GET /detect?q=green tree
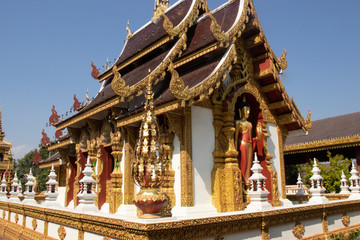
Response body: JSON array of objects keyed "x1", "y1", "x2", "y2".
[
  {"x1": 298, "y1": 152, "x2": 351, "y2": 193},
  {"x1": 15, "y1": 145, "x2": 50, "y2": 193}
]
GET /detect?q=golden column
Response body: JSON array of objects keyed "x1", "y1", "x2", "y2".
[
  {"x1": 213, "y1": 109, "x2": 243, "y2": 212},
  {"x1": 109, "y1": 130, "x2": 123, "y2": 214},
  {"x1": 159, "y1": 131, "x2": 175, "y2": 216},
  {"x1": 181, "y1": 106, "x2": 194, "y2": 206},
  {"x1": 123, "y1": 127, "x2": 136, "y2": 204}
]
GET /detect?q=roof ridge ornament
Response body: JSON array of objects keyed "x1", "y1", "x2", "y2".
[
  {"x1": 111, "y1": 64, "x2": 131, "y2": 98},
  {"x1": 305, "y1": 108, "x2": 312, "y2": 130},
  {"x1": 126, "y1": 20, "x2": 133, "y2": 40},
  {"x1": 278, "y1": 48, "x2": 288, "y2": 70},
  {"x1": 153, "y1": 0, "x2": 169, "y2": 22},
  {"x1": 91, "y1": 61, "x2": 100, "y2": 80}
]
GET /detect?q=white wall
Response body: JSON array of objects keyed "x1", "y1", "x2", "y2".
[
  {"x1": 191, "y1": 106, "x2": 215, "y2": 207},
  {"x1": 173, "y1": 135, "x2": 181, "y2": 208},
  {"x1": 267, "y1": 123, "x2": 282, "y2": 199},
  {"x1": 58, "y1": 186, "x2": 66, "y2": 207}
]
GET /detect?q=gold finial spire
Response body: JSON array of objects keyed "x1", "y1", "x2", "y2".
[
  {"x1": 153, "y1": 0, "x2": 169, "y2": 21},
  {"x1": 126, "y1": 20, "x2": 133, "y2": 40},
  {"x1": 106, "y1": 57, "x2": 109, "y2": 70},
  {"x1": 0, "y1": 107, "x2": 3, "y2": 141},
  {"x1": 86, "y1": 88, "x2": 89, "y2": 102},
  {"x1": 305, "y1": 108, "x2": 312, "y2": 130}
]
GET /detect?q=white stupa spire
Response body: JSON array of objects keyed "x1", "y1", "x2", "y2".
[
  {"x1": 349, "y1": 162, "x2": 360, "y2": 199},
  {"x1": 23, "y1": 169, "x2": 37, "y2": 204},
  {"x1": 246, "y1": 155, "x2": 272, "y2": 211},
  {"x1": 76, "y1": 156, "x2": 97, "y2": 212},
  {"x1": 296, "y1": 173, "x2": 305, "y2": 195},
  {"x1": 45, "y1": 164, "x2": 60, "y2": 207},
  {"x1": 9, "y1": 172, "x2": 21, "y2": 202},
  {"x1": 339, "y1": 170, "x2": 350, "y2": 195},
  {"x1": 0, "y1": 174, "x2": 8, "y2": 200},
  {"x1": 308, "y1": 159, "x2": 328, "y2": 203}
]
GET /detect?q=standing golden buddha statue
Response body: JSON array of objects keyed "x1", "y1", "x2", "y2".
[{"x1": 235, "y1": 97, "x2": 253, "y2": 186}]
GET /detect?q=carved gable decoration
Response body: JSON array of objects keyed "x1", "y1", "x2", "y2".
[{"x1": 101, "y1": 121, "x2": 112, "y2": 145}]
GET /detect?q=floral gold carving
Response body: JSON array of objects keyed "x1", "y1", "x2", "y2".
[
  {"x1": 123, "y1": 126, "x2": 136, "y2": 205},
  {"x1": 342, "y1": 213, "x2": 350, "y2": 227},
  {"x1": 111, "y1": 64, "x2": 131, "y2": 97},
  {"x1": 32, "y1": 218, "x2": 37, "y2": 231},
  {"x1": 58, "y1": 225, "x2": 66, "y2": 240},
  {"x1": 169, "y1": 45, "x2": 236, "y2": 102},
  {"x1": 292, "y1": 221, "x2": 305, "y2": 239},
  {"x1": 109, "y1": 130, "x2": 124, "y2": 213},
  {"x1": 159, "y1": 127, "x2": 175, "y2": 216},
  {"x1": 278, "y1": 48, "x2": 288, "y2": 70},
  {"x1": 162, "y1": 0, "x2": 201, "y2": 37}
]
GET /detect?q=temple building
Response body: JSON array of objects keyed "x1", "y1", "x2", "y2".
[
  {"x1": 44, "y1": 0, "x2": 310, "y2": 214},
  {"x1": 285, "y1": 112, "x2": 360, "y2": 166},
  {"x1": 0, "y1": 108, "x2": 13, "y2": 184},
  {"x1": 1, "y1": 1, "x2": 360, "y2": 240}
]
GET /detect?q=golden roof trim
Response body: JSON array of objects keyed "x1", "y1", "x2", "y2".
[
  {"x1": 56, "y1": 97, "x2": 121, "y2": 130},
  {"x1": 111, "y1": 33, "x2": 188, "y2": 99},
  {"x1": 39, "y1": 161, "x2": 61, "y2": 169},
  {"x1": 284, "y1": 135, "x2": 360, "y2": 154},
  {"x1": 48, "y1": 138, "x2": 72, "y2": 151},
  {"x1": 117, "y1": 100, "x2": 181, "y2": 127}
]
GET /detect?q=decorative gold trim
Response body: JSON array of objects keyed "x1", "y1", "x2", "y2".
[
  {"x1": 32, "y1": 218, "x2": 37, "y2": 231},
  {"x1": 117, "y1": 100, "x2": 181, "y2": 128},
  {"x1": 169, "y1": 44, "x2": 236, "y2": 101},
  {"x1": 342, "y1": 213, "x2": 350, "y2": 227},
  {"x1": 47, "y1": 138, "x2": 72, "y2": 151},
  {"x1": 2, "y1": 200, "x2": 360, "y2": 240},
  {"x1": 58, "y1": 225, "x2": 66, "y2": 240},
  {"x1": 284, "y1": 135, "x2": 360, "y2": 154},
  {"x1": 162, "y1": 0, "x2": 201, "y2": 37},
  {"x1": 39, "y1": 162, "x2": 61, "y2": 169},
  {"x1": 123, "y1": 126, "x2": 136, "y2": 205},
  {"x1": 292, "y1": 221, "x2": 304, "y2": 239},
  {"x1": 15, "y1": 213, "x2": 19, "y2": 224},
  {"x1": 277, "y1": 126, "x2": 287, "y2": 199},
  {"x1": 57, "y1": 97, "x2": 121, "y2": 130},
  {"x1": 203, "y1": 0, "x2": 249, "y2": 46}
]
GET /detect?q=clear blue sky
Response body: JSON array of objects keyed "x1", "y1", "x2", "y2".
[{"x1": 1, "y1": 0, "x2": 360, "y2": 159}]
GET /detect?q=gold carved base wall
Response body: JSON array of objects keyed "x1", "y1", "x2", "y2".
[{"x1": 213, "y1": 164, "x2": 244, "y2": 212}]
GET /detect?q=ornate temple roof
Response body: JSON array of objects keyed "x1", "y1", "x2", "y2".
[
  {"x1": 53, "y1": 0, "x2": 308, "y2": 139},
  {"x1": 285, "y1": 112, "x2": 360, "y2": 154},
  {"x1": 39, "y1": 151, "x2": 61, "y2": 169}
]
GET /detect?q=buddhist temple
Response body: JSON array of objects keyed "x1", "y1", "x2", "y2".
[
  {"x1": 1, "y1": 1, "x2": 360, "y2": 239},
  {"x1": 0, "y1": 107, "x2": 13, "y2": 185},
  {"x1": 285, "y1": 112, "x2": 360, "y2": 166}
]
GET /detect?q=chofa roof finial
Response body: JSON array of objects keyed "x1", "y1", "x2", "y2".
[{"x1": 153, "y1": 0, "x2": 169, "y2": 22}]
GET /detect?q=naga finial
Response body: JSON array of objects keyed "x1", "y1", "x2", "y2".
[
  {"x1": 126, "y1": 20, "x2": 133, "y2": 40},
  {"x1": 153, "y1": 0, "x2": 169, "y2": 22},
  {"x1": 86, "y1": 88, "x2": 89, "y2": 102},
  {"x1": 305, "y1": 108, "x2": 312, "y2": 130},
  {"x1": 106, "y1": 57, "x2": 109, "y2": 70}
]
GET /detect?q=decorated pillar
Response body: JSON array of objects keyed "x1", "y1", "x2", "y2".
[
  {"x1": 166, "y1": 107, "x2": 194, "y2": 207},
  {"x1": 123, "y1": 126, "x2": 136, "y2": 205},
  {"x1": 109, "y1": 130, "x2": 123, "y2": 213},
  {"x1": 213, "y1": 108, "x2": 244, "y2": 212},
  {"x1": 181, "y1": 106, "x2": 194, "y2": 206},
  {"x1": 159, "y1": 130, "x2": 175, "y2": 216}
]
